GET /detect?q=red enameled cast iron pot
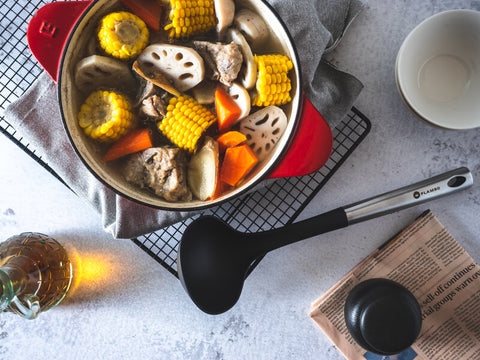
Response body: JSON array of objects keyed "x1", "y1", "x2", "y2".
[{"x1": 27, "y1": 0, "x2": 333, "y2": 211}]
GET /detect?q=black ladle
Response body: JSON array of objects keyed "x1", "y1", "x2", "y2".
[{"x1": 177, "y1": 167, "x2": 473, "y2": 314}]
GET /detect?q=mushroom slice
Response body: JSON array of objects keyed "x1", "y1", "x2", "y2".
[
  {"x1": 75, "y1": 55, "x2": 136, "y2": 93},
  {"x1": 136, "y1": 44, "x2": 205, "y2": 92},
  {"x1": 226, "y1": 28, "x2": 257, "y2": 90},
  {"x1": 239, "y1": 106, "x2": 287, "y2": 161},
  {"x1": 227, "y1": 82, "x2": 250, "y2": 120},
  {"x1": 192, "y1": 81, "x2": 217, "y2": 105},
  {"x1": 132, "y1": 60, "x2": 181, "y2": 97},
  {"x1": 233, "y1": 9, "x2": 269, "y2": 47},
  {"x1": 187, "y1": 137, "x2": 219, "y2": 201},
  {"x1": 214, "y1": 0, "x2": 235, "y2": 35}
]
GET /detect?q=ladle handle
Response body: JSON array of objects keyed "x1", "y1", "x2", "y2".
[
  {"x1": 251, "y1": 167, "x2": 473, "y2": 256},
  {"x1": 343, "y1": 167, "x2": 473, "y2": 224}
]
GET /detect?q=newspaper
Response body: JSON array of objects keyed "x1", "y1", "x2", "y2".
[{"x1": 309, "y1": 210, "x2": 480, "y2": 360}]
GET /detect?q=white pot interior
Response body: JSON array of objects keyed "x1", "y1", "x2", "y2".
[{"x1": 59, "y1": 0, "x2": 301, "y2": 210}]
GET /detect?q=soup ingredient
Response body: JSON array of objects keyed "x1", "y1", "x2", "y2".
[
  {"x1": 119, "y1": 0, "x2": 163, "y2": 31},
  {"x1": 191, "y1": 80, "x2": 217, "y2": 105},
  {"x1": 124, "y1": 147, "x2": 192, "y2": 201},
  {"x1": 158, "y1": 96, "x2": 216, "y2": 153},
  {"x1": 136, "y1": 44, "x2": 205, "y2": 92},
  {"x1": 165, "y1": 0, "x2": 216, "y2": 38},
  {"x1": 193, "y1": 41, "x2": 243, "y2": 86},
  {"x1": 239, "y1": 105, "x2": 287, "y2": 161},
  {"x1": 74, "y1": 55, "x2": 136, "y2": 93},
  {"x1": 226, "y1": 28, "x2": 257, "y2": 89},
  {"x1": 215, "y1": 86, "x2": 241, "y2": 132},
  {"x1": 233, "y1": 9, "x2": 269, "y2": 46},
  {"x1": 252, "y1": 54, "x2": 293, "y2": 107},
  {"x1": 219, "y1": 144, "x2": 258, "y2": 186},
  {"x1": 133, "y1": 60, "x2": 181, "y2": 97},
  {"x1": 102, "y1": 128, "x2": 153, "y2": 162},
  {"x1": 216, "y1": 131, "x2": 246, "y2": 153},
  {"x1": 214, "y1": 0, "x2": 235, "y2": 35},
  {"x1": 78, "y1": 90, "x2": 135, "y2": 142},
  {"x1": 135, "y1": 79, "x2": 160, "y2": 106},
  {"x1": 135, "y1": 80, "x2": 171, "y2": 119},
  {"x1": 98, "y1": 11, "x2": 149, "y2": 60},
  {"x1": 227, "y1": 82, "x2": 250, "y2": 119},
  {"x1": 187, "y1": 137, "x2": 219, "y2": 200},
  {"x1": 139, "y1": 94, "x2": 168, "y2": 119}
]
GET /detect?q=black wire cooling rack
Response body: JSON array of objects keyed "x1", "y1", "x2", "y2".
[{"x1": 0, "y1": 0, "x2": 371, "y2": 278}]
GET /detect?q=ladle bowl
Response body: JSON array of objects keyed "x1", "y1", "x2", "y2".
[{"x1": 177, "y1": 167, "x2": 473, "y2": 314}]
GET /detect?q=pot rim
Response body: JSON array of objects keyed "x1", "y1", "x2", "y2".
[{"x1": 58, "y1": 0, "x2": 303, "y2": 211}]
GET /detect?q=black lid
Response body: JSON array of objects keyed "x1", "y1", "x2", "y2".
[{"x1": 344, "y1": 278, "x2": 422, "y2": 355}]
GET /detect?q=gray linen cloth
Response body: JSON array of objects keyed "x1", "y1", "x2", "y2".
[{"x1": 4, "y1": 0, "x2": 364, "y2": 239}]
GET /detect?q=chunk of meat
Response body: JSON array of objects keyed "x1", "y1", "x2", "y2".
[
  {"x1": 193, "y1": 41, "x2": 243, "y2": 86},
  {"x1": 124, "y1": 147, "x2": 192, "y2": 202},
  {"x1": 135, "y1": 79, "x2": 157, "y2": 107},
  {"x1": 135, "y1": 80, "x2": 169, "y2": 120},
  {"x1": 140, "y1": 95, "x2": 168, "y2": 119}
]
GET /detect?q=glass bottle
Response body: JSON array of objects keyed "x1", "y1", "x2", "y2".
[{"x1": 0, "y1": 232, "x2": 73, "y2": 319}]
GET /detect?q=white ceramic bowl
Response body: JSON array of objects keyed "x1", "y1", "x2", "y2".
[{"x1": 396, "y1": 10, "x2": 480, "y2": 130}]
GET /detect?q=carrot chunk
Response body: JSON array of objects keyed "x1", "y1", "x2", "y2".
[
  {"x1": 215, "y1": 86, "x2": 242, "y2": 133},
  {"x1": 220, "y1": 144, "x2": 258, "y2": 186},
  {"x1": 102, "y1": 128, "x2": 153, "y2": 162},
  {"x1": 119, "y1": 0, "x2": 163, "y2": 31},
  {"x1": 216, "y1": 131, "x2": 247, "y2": 153}
]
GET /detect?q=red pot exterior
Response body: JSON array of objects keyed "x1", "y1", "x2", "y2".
[
  {"x1": 27, "y1": 1, "x2": 92, "y2": 81},
  {"x1": 267, "y1": 96, "x2": 332, "y2": 178}
]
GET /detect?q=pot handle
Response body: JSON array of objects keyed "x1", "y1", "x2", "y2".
[
  {"x1": 267, "y1": 96, "x2": 333, "y2": 178},
  {"x1": 27, "y1": 1, "x2": 92, "y2": 82}
]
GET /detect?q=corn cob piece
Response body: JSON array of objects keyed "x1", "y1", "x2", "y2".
[
  {"x1": 252, "y1": 54, "x2": 293, "y2": 107},
  {"x1": 159, "y1": 96, "x2": 216, "y2": 152},
  {"x1": 78, "y1": 90, "x2": 135, "y2": 142},
  {"x1": 98, "y1": 11, "x2": 149, "y2": 60},
  {"x1": 164, "y1": 0, "x2": 217, "y2": 38}
]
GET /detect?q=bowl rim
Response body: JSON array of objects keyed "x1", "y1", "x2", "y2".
[
  {"x1": 57, "y1": 0, "x2": 304, "y2": 211},
  {"x1": 395, "y1": 9, "x2": 480, "y2": 130}
]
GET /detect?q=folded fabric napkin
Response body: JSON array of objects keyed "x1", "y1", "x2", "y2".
[{"x1": 4, "y1": 0, "x2": 364, "y2": 239}]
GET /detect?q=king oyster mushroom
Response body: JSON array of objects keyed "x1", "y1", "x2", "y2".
[
  {"x1": 226, "y1": 28, "x2": 257, "y2": 90},
  {"x1": 239, "y1": 106, "x2": 288, "y2": 161},
  {"x1": 214, "y1": 0, "x2": 235, "y2": 36},
  {"x1": 191, "y1": 80, "x2": 217, "y2": 105},
  {"x1": 233, "y1": 9, "x2": 269, "y2": 48},
  {"x1": 187, "y1": 137, "x2": 219, "y2": 201},
  {"x1": 135, "y1": 44, "x2": 205, "y2": 93}
]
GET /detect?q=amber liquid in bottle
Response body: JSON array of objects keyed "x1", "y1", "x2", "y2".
[{"x1": 0, "y1": 232, "x2": 72, "y2": 318}]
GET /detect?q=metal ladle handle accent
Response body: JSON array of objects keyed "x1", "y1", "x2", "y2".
[{"x1": 344, "y1": 167, "x2": 473, "y2": 224}]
